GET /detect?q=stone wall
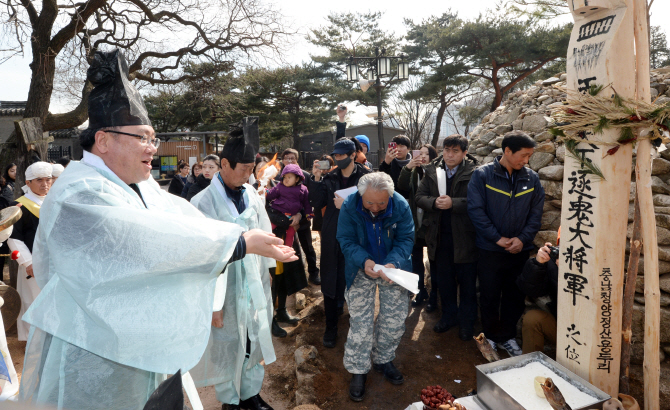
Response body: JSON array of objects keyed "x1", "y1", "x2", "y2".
[{"x1": 467, "y1": 68, "x2": 670, "y2": 365}]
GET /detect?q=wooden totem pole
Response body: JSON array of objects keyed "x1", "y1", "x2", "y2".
[{"x1": 557, "y1": 0, "x2": 635, "y2": 397}]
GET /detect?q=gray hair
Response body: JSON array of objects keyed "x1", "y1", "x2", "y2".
[{"x1": 358, "y1": 172, "x2": 395, "y2": 196}]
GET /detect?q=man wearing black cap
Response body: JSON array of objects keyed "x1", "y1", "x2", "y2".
[
  {"x1": 188, "y1": 127, "x2": 276, "y2": 410},
  {"x1": 18, "y1": 49, "x2": 296, "y2": 409},
  {"x1": 310, "y1": 138, "x2": 370, "y2": 348}
]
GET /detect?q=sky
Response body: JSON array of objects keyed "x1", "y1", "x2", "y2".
[{"x1": 1, "y1": 0, "x2": 669, "y2": 115}]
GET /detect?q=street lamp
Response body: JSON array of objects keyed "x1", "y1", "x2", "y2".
[{"x1": 344, "y1": 47, "x2": 410, "y2": 167}]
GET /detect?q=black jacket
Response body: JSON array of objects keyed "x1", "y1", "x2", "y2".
[
  {"x1": 9, "y1": 199, "x2": 39, "y2": 252},
  {"x1": 308, "y1": 163, "x2": 370, "y2": 298},
  {"x1": 467, "y1": 156, "x2": 544, "y2": 252},
  {"x1": 168, "y1": 175, "x2": 186, "y2": 196},
  {"x1": 415, "y1": 155, "x2": 478, "y2": 264},
  {"x1": 186, "y1": 174, "x2": 211, "y2": 202},
  {"x1": 517, "y1": 258, "x2": 558, "y2": 318},
  {"x1": 397, "y1": 165, "x2": 427, "y2": 241},
  {"x1": 379, "y1": 155, "x2": 411, "y2": 199}
]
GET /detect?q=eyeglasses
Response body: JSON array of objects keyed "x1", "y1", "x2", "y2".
[
  {"x1": 105, "y1": 130, "x2": 160, "y2": 148},
  {"x1": 283, "y1": 156, "x2": 297, "y2": 163}
]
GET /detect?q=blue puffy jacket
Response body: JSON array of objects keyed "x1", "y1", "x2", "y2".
[
  {"x1": 467, "y1": 156, "x2": 544, "y2": 252},
  {"x1": 337, "y1": 191, "x2": 414, "y2": 289}
]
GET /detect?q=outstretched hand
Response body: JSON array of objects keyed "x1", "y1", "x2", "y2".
[{"x1": 243, "y1": 229, "x2": 298, "y2": 262}]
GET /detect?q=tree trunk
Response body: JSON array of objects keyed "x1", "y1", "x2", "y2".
[{"x1": 431, "y1": 92, "x2": 447, "y2": 147}]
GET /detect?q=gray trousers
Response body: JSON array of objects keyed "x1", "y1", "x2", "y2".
[{"x1": 343, "y1": 270, "x2": 409, "y2": 374}]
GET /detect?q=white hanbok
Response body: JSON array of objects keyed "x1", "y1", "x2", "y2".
[{"x1": 19, "y1": 152, "x2": 245, "y2": 409}]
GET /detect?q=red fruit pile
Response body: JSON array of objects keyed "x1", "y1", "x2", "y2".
[{"x1": 420, "y1": 385, "x2": 454, "y2": 409}]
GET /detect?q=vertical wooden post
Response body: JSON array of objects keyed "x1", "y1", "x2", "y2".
[
  {"x1": 631, "y1": 1, "x2": 660, "y2": 407},
  {"x1": 557, "y1": 0, "x2": 636, "y2": 397}
]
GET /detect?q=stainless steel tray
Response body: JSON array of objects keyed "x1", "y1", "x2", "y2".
[{"x1": 475, "y1": 351, "x2": 611, "y2": 410}]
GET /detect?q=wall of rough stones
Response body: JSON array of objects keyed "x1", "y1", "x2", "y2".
[{"x1": 467, "y1": 68, "x2": 670, "y2": 366}]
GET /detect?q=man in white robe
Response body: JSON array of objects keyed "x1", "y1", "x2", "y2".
[
  {"x1": 18, "y1": 49, "x2": 296, "y2": 410},
  {"x1": 7, "y1": 161, "x2": 52, "y2": 341},
  {"x1": 190, "y1": 129, "x2": 275, "y2": 410}
]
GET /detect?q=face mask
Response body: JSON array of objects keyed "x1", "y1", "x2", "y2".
[{"x1": 335, "y1": 156, "x2": 352, "y2": 169}]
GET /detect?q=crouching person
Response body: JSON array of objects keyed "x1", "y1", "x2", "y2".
[{"x1": 336, "y1": 172, "x2": 414, "y2": 402}]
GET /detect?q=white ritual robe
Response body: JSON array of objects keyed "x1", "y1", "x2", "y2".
[{"x1": 19, "y1": 152, "x2": 244, "y2": 409}]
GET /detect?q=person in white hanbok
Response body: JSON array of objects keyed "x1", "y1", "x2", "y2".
[
  {"x1": 7, "y1": 161, "x2": 52, "y2": 341},
  {"x1": 17, "y1": 49, "x2": 296, "y2": 410},
  {"x1": 189, "y1": 130, "x2": 275, "y2": 410}
]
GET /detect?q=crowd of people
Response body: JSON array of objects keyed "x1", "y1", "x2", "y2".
[{"x1": 0, "y1": 48, "x2": 562, "y2": 410}]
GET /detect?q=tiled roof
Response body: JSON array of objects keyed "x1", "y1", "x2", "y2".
[
  {"x1": 49, "y1": 128, "x2": 81, "y2": 138},
  {"x1": 0, "y1": 101, "x2": 26, "y2": 117}
]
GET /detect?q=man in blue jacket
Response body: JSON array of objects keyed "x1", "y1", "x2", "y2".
[
  {"x1": 337, "y1": 172, "x2": 414, "y2": 402},
  {"x1": 467, "y1": 131, "x2": 544, "y2": 357}
]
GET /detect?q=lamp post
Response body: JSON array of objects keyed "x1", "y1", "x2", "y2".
[{"x1": 345, "y1": 48, "x2": 409, "y2": 166}]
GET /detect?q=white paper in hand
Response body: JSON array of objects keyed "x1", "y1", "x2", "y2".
[
  {"x1": 373, "y1": 264, "x2": 420, "y2": 294},
  {"x1": 436, "y1": 167, "x2": 447, "y2": 196},
  {"x1": 334, "y1": 186, "x2": 357, "y2": 199}
]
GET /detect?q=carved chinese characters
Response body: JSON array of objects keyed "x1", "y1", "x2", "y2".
[{"x1": 557, "y1": 0, "x2": 635, "y2": 397}]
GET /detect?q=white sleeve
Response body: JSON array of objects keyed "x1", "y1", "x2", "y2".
[{"x1": 7, "y1": 238, "x2": 31, "y2": 266}]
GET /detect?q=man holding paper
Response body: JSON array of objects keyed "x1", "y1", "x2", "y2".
[
  {"x1": 336, "y1": 172, "x2": 414, "y2": 402},
  {"x1": 310, "y1": 138, "x2": 370, "y2": 348}
]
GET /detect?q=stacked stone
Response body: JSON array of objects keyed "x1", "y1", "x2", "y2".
[{"x1": 466, "y1": 68, "x2": 670, "y2": 364}]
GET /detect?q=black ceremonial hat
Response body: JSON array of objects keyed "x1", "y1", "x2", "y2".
[
  {"x1": 86, "y1": 49, "x2": 151, "y2": 130},
  {"x1": 220, "y1": 122, "x2": 256, "y2": 163}
]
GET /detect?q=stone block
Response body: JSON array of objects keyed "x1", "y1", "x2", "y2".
[
  {"x1": 480, "y1": 131, "x2": 497, "y2": 144},
  {"x1": 295, "y1": 345, "x2": 318, "y2": 367},
  {"x1": 541, "y1": 210, "x2": 561, "y2": 231},
  {"x1": 535, "y1": 131, "x2": 555, "y2": 142},
  {"x1": 538, "y1": 165, "x2": 564, "y2": 181},
  {"x1": 522, "y1": 114, "x2": 549, "y2": 133},
  {"x1": 476, "y1": 146, "x2": 494, "y2": 156},
  {"x1": 537, "y1": 94, "x2": 551, "y2": 102},
  {"x1": 631, "y1": 303, "x2": 670, "y2": 343},
  {"x1": 512, "y1": 119, "x2": 524, "y2": 130},
  {"x1": 628, "y1": 224, "x2": 670, "y2": 245},
  {"x1": 529, "y1": 152, "x2": 555, "y2": 171},
  {"x1": 490, "y1": 136, "x2": 504, "y2": 148},
  {"x1": 654, "y1": 194, "x2": 670, "y2": 207},
  {"x1": 542, "y1": 77, "x2": 561, "y2": 86},
  {"x1": 652, "y1": 176, "x2": 670, "y2": 194},
  {"x1": 493, "y1": 124, "x2": 513, "y2": 135},
  {"x1": 556, "y1": 145, "x2": 565, "y2": 163},
  {"x1": 535, "y1": 141, "x2": 556, "y2": 154},
  {"x1": 533, "y1": 230, "x2": 558, "y2": 248},
  {"x1": 296, "y1": 293, "x2": 307, "y2": 311},
  {"x1": 658, "y1": 214, "x2": 670, "y2": 230},
  {"x1": 540, "y1": 180, "x2": 562, "y2": 200},
  {"x1": 653, "y1": 158, "x2": 670, "y2": 176}
]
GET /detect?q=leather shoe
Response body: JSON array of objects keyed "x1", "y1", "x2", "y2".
[
  {"x1": 349, "y1": 373, "x2": 367, "y2": 401},
  {"x1": 271, "y1": 318, "x2": 287, "y2": 338},
  {"x1": 222, "y1": 404, "x2": 240, "y2": 410},
  {"x1": 275, "y1": 308, "x2": 299, "y2": 324},
  {"x1": 323, "y1": 326, "x2": 337, "y2": 348},
  {"x1": 411, "y1": 289, "x2": 428, "y2": 307},
  {"x1": 459, "y1": 328, "x2": 473, "y2": 341},
  {"x1": 372, "y1": 361, "x2": 404, "y2": 385},
  {"x1": 308, "y1": 273, "x2": 321, "y2": 285},
  {"x1": 433, "y1": 320, "x2": 455, "y2": 333},
  {"x1": 240, "y1": 394, "x2": 273, "y2": 410}
]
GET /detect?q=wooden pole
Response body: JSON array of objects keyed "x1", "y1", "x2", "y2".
[
  {"x1": 619, "y1": 195, "x2": 641, "y2": 395},
  {"x1": 631, "y1": 0, "x2": 660, "y2": 408},
  {"x1": 558, "y1": 0, "x2": 635, "y2": 396}
]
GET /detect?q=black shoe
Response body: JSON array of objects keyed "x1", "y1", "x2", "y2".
[
  {"x1": 433, "y1": 320, "x2": 455, "y2": 333},
  {"x1": 372, "y1": 361, "x2": 404, "y2": 385},
  {"x1": 411, "y1": 289, "x2": 428, "y2": 307},
  {"x1": 275, "y1": 308, "x2": 299, "y2": 324},
  {"x1": 459, "y1": 328, "x2": 473, "y2": 341},
  {"x1": 239, "y1": 394, "x2": 273, "y2": 410},
  {"x1": 349, "y1": 374, "x2": 367, "y2": 402},
  {"x1": 425, "y1": 303, "x2": 437, "y2": 313},
  {"x1": 308, "y1": 273, "x2": 321, "y2": 285},
  {"x1": 323, "y1": 326, "x2": 337, "y2": 348},
  {"x1": 222, "y1": 404, "x2": 241, "y2": 410},
  {"x1": 271, "y1": 318, "x2": 287, "y2": 338}
]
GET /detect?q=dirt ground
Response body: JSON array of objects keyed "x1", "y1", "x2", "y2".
[{"x1": 3, "y1": 232, "x2": 664, "y2": 410}]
